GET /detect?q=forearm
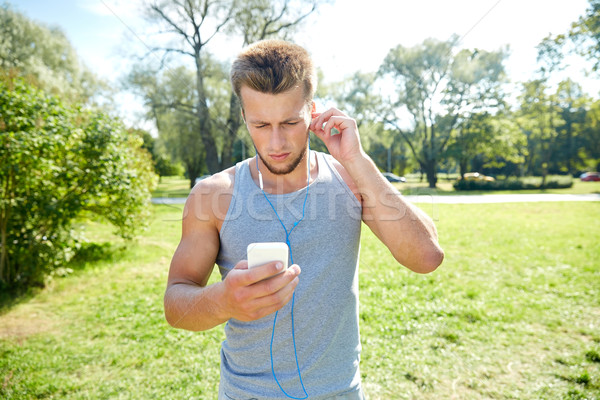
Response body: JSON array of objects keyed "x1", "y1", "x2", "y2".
[
  {"x1": 164, "y1": 281, "x2": 228, "y2": 332},
  {"x1": 344, "y1": 151, "x2": 443, "y2": 272}
]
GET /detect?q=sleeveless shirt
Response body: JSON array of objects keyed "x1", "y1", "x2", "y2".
[{"x1": 216, "y1": 151, "x2": 363, "y2": 399}]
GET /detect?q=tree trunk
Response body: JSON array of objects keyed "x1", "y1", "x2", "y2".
[
  {"x1": 222, "y1": 93, "x2": 243, "y2": 167},
  {"x1": 187, "y1": 162, "x2": 203, "y2": 189},
  {"x1": 459, "y1": 158, "x2": 468, "y2": 179},
  {"x1": 425, "y1": 159, "x2": 437, "y2": 188},
  {"x1": 195, "y1": 53, "x2": 221, "y2": 174},
  {"x1": 566, "y1": 118, "x2": 573, "y2": 175}
]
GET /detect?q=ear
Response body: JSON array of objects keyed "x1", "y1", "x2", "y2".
[
  {"x1": 311, "y1": 101, "x2": 316, "y2": 113},
  {"x1": 241, "y1": 109, "x2": 246, "y2": 123}
]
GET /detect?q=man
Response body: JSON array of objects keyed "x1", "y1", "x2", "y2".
[{"x1": 164, "y1": 40, "x2": 444, "y2": 399}]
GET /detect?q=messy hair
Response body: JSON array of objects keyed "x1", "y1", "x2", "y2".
[{"x1": 230, "y1": 39, "x2": 317, "y2": 106}]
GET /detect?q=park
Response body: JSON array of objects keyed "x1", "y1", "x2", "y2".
[{"x1": 1, "y1": 1, "x2": 600, "y2": 399}]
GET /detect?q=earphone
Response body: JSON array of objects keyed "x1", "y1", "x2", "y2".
[{"x1": 255, "y1": 135, "x2": 311, "y2": 400}]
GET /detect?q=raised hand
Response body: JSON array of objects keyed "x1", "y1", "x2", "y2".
[{"x1": 310, "y1": 108, "x2": 364, "y2": 166}]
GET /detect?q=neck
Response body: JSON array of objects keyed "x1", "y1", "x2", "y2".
[{"x1": 254, "y1": 150, "x2": 316, "y2": 194}]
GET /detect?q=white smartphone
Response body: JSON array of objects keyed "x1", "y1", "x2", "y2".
[{"x1": 247, "y1": 242, "x2": 289, "y2": 270}]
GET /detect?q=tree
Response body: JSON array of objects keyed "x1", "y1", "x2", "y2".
[
  {"x1": 581, "y1": 99, "x2": 600, "y2": 171},
  {"x1": 554, "y1": 79, "x2": 589, "y2": 174},
  {"x1": 568, "y1": 0, "x2": 600, "y2": 72},
  {"x1": 0, "y1": 4, "x2": 102, "y2": 103},
  {"x1": 126, "y1": 59, "x2": 228, "y2": 188},
  {"x1": 323, "y1": 71, "x2": 411, "y2": 175},
  {"x1": 130, "y1": 127, "x2": 184, "y2": 180},
  {"x1": 379, "y1": 37, "x2": 507, "y2": 188},
  {"x1": 140, "y1": 0, "x2": 325, "y2": 181},
  {"x1": 537, "y1": 0, "x2": 600, "y2": 76},
  {"x1": 516, "y1": 79, "x2": 564, "y2": 184},
  {"x1": 0, "y1": 77, "x2": 157, "y2": 289},
  {"x1": 143, "y1": 0, "x2": 237, "y2": 175},
  {"x1": 446, "y1": 110, "x2": 525, "y2": 178}
]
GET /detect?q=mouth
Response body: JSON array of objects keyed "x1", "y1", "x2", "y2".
[{"x1": 269, "y1": 152, "x2": 290, "y2": 161}]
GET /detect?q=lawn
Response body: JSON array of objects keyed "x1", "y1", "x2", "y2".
[
  {"x1": 152, "y1": 175, "x2": 600, "y2": 198},
  {"x1": 1, "y1": 201, "x2": 599, "y2": 399}
]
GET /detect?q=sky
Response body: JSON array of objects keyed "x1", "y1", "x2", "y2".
[{"x1": 8, "y1": 0, "x2": 598, "y2": 128}]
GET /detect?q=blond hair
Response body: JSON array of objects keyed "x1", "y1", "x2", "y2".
[{"x1": 230, "y1": 39, "x2": 316, "y2": 106}]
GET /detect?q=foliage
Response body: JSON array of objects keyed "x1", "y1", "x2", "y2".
[
  {"x1": 568, "y1": 0, "x2": 600, "y2": 72},
  {"x1": 379, "y1": 37, "x2": 508, "y2": 188},
  {"x1": 582, "y1": 99, "x2": 600, "y2": 171},
  {"x1": 446, "y1": 110, "x2": 526, "y2": 178},
  {"x1": 0, "y1": 77, "x2": 157, "y2": 289},
  {"x1": 453, "y1": 176, "x2": 574, "y2": 191},
  {"x1": 321, "y1": 71, "x2": 411, "y2": 174},
  {"x1": 554, "y1": 79, "x2": 591, "y2": 174},
  {"x1": 130, "y1": 127, "x2": 185, "y2": 179},
  {"x1": 515, "y1": 78, "x2": 596, "y2": 180},
  {"x1": 126, "y1": 63, "x2": 222, "y2": 187},
  {"x1": 0, "y1": 4, "x2": 102, "y2": 103}
]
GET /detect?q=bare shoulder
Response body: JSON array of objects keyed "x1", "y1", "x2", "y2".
[
  {"x1": 324, "y1": 154, "x2": 361, "y2": 203},
  {"x1": 191, "y1": 167, "x2": 235, "y2": 194},
  {"x1": 185, "y1": 166, "x2": 236, "y2": 228}
]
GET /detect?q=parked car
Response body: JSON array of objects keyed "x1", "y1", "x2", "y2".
[
  {"x1": 382, "y1": 172, "x2": 406, "y2": 183},
  {"x1": 463, "y1": 172, "x2": 495, "y2": 182},
  {"x1": 580, "y1": 172, "x2": 600, "y2": 182}
]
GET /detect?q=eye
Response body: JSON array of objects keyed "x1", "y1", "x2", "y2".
[
  {"x1": 255, "y1": 124, "x2": 267, "y2": 129},
  {"x1": 286, "y1": 121, "x2": 299, "y2": 126}
]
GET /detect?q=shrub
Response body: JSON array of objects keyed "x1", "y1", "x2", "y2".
[
  {"x1": 0, "y1": 77, "x2": 157, "y2": 289},
  {"x1": 453, "y1": 176, "x2": 574, "y2": 191}
]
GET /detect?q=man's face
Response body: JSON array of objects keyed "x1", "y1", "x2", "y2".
[{"x1": 241, "y1": 85, "x2": 312, "y2": 176}]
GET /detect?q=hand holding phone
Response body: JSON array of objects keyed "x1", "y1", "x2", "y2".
[{"x1": 219, "y1": 242, "x2": 298, "y2": 322}]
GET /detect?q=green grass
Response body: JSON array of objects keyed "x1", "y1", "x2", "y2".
[
  {"x1": 153, "y1": 175, "x2": 600, "y2": 198},
  {"x1": 1, "y1": 202, "x2": 599, "y2": 399},
  {"x1": 151, "y1": 176, "x2": 193, "y2": 198}
]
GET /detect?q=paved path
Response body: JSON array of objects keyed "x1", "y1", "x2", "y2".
[
  {"x1": 152, "y1": 193, "x2": 600, "y2": 205},
  {"x1": 404, "y1": 193, "x2": 600, "y2": 204}
]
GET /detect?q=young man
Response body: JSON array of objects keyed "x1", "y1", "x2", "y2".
[{"x1": 164, "y1": 40, "x2": 444, "y2": 399}]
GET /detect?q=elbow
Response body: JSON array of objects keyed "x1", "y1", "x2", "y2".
[
  {"x1": 163, "y1": 297, "x2": 177, "y2": 328},
  {"x1": 163, "y1": 289, "x2": 183, "y2": 329},
  {"x1": 164, "y1": 311, "x2": 178, "y2": 329},
  {"x1": 398, "y1": 243, "x2": 444, "y2": 274},
  {"x1": 420, "y1": 245, "x2": 444, "y2": 274}
]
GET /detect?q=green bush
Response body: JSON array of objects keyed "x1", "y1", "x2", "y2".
[
  {"x1": 453, "y1": 176, "x2": 574, "y2": 191},
  {"x1": 0, "y1": 77, "x2": 157, "y2": 290}
]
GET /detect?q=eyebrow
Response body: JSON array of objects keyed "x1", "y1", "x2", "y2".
[{"x1": 249, "y1": 117, "x2": 303, "y2": 125}]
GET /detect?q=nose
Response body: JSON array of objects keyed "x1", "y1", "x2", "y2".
[{"x1": 269, "y1": 126, "x2": 285, "y2": 150}]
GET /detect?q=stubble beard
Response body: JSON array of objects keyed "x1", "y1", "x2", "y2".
[{"x1": 257, "y1": 135, "x2": 309, "y2": 176}]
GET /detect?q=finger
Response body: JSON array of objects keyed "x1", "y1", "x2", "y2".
[
  {"x1": 323, "y1": 116, "x2": 351, "y2": 136},
  {"x1": 252, "y1": 275, "x2": 300, "y2": 315},
  {"x1": 234, "y1": 260, "x2": 249, "y2": 270},
  {"x1": 238, "y1": 261, "x2": 287, "y2": 286},
  {"x1": 317, "y1": 107, "x2": 345, "y2": 122},
  {"x1": 311, "y1": 109, "x2": 334, "y2": 132},
  {"x1": 312, "y1": 108, "x2": 347, "y2": 133},
  {"x1": 251, "y1": 264, "x2": 301, "y2": 295}
]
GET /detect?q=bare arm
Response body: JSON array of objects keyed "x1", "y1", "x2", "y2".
[
  {"x1": 164, "y1": 174, "x2": 301, "y2": 331},
  {"x1": 310, "y1": 108, "x2": 444, "y2": 273},
  {"x1": 343, "y1": 154, "x2": 443, "y2": 273}
]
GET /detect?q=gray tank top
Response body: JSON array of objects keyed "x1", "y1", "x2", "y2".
[{"x1": 216, "y1": 151, "x2": 363, "y2": 399}]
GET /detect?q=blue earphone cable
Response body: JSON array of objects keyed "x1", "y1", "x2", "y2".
[{"x1": 256, "y1": 142, "x2": 311, "y2": 399}]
